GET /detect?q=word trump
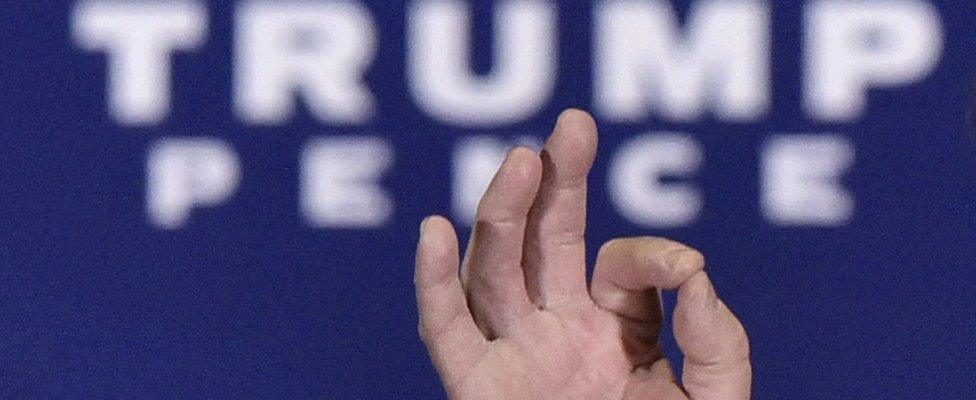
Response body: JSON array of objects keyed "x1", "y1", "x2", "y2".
[{"x1": 73, "y1": 0, "x2": 943, "y2": 126}]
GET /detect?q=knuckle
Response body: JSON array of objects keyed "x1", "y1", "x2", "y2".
[
  {"x1": 470, "y1": 218, "x2": 517, "y2": 239},
  {"x1": 418, "y1": 313, "x2": 467, "y2": 346},
  {"x1": 545, "y1": 230, "x2": 584, "y2": 248}
]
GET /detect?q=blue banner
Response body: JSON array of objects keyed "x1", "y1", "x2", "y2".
[{"x1": 2, "y1": 0, "x2": 975, "y2": 397}]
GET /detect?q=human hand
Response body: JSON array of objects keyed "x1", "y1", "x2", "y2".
[{"x1": 415, "y1": 110, "x2": 751, "y2": 399}]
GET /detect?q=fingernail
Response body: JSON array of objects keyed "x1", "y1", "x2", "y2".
[
  {"x1": 556, "y1": 108, "x2": 579, "y2": 125},
  {"x1": 504, "y1": 147, "x2": 518, "y2": 161}
]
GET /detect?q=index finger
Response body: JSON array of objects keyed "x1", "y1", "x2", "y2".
[{"x1": 591, "y1": 238, "x2": 751, "y2": 399}]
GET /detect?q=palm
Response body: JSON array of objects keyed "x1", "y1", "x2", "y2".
[
  {"x1": 452, "y1": 303, "x2": 665, "y2": 400},
  {"x1": 416, "y1": 110, "x2": 751, "y2": 400}
]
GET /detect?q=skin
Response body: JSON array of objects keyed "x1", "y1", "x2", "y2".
[{"x1": 415, "y1": 109, "x2": 751, "y2": 400}]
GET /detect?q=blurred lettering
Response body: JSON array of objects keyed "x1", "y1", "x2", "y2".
[
  {"x1": 609, "y1": 133, "x2": 703, "y2": 227},
  {"x1": 408, "y1": 0, "x2": 557, "y2": 126},
  {"x1": 76, "y1": 0, "x2": 935, "y2": 229},
  {"x1": 235, "y1": 1, "x2": 377, "y2": 125},
  {"x1": 301, "y1": 137, "x2": 394, "y2": 228},
  {"x1": 761, "y1": 135, "x2": 855, "y2": 226},
  {"x1": 147, "y1": 138, "x2": 241, "y2": 229},
  {"x1": 595, "y1": 0, "x2": 770, "y2": 122},
  {"x1": 805, "y1": 0, "x2": 942, "y2": 121},
  {"x1": 73, "y1": 1, "x2": 207, "y2": 125}
]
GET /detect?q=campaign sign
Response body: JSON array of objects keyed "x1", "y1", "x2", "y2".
[{"x1": 2, "y1": 0, "x2": 975, "y2": 398}]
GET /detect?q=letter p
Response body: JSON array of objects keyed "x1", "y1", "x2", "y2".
[{"x1": 147, "y1": 138, "x2": 241, "y2": 229}]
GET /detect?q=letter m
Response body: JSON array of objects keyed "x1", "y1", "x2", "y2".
[{"x1": 595, "y1": 0, "x2": 770, "y2": 122}]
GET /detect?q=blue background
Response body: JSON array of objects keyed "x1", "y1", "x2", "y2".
[{"x1": 2, "y1": 0, "x2": 976, "y2": 398}]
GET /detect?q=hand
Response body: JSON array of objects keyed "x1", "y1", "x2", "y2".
[{"x1": 415, "y1": 110, "x2": 751, "y2": 399}]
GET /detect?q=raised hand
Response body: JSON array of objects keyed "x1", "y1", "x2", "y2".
[{"x1": 415, "y1": 110, "x2": 751, "y2": 399}]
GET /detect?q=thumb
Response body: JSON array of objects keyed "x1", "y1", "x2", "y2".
[{"x1": 673, "y1": 269, "x2": 751, "y2": 400}]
